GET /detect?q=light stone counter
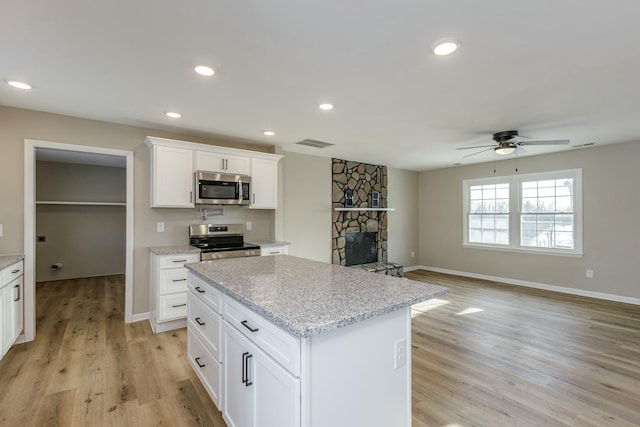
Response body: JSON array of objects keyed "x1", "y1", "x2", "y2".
[
  {"x1": 185, "y1": 255, "x2": 447, "y2": 338},
  {"x1": 149, "y1": 245, "x2": 201, "y2": 256},
  {"x1": 0, "y1": 254, "x2": 24, "y2": 271}
]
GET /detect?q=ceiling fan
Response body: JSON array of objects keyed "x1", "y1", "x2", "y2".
[{"x1": 457, "y1": 130, "x2": 570, "y2": 158}]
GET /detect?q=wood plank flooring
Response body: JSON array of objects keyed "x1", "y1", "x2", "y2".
[
  {"x1": 1, "y1": 272, "x2": 639, "y2": 426},
  {"x1": 0, "y1": 275, "x2": 226, "y2": 427},
  {"x1": 406, "y1": 270, "x2": 640, "y2": 427}
]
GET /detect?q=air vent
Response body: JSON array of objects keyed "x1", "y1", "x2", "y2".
[
  {"x1": 572, "y1": 142, "x2": 597, "y2": 148},
  {"x1": 296, "y1": 139, "x2": 334, "y2": 149}
]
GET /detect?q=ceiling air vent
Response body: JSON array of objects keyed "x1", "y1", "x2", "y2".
[{"x1": 296, "y1": 139, "x2": 334, "y2": 149}]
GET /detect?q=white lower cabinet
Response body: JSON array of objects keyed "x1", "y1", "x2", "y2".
[
  {"x1": 1, "y1": 259, "x2": 24, "y2": 359},
  {"x1": 223, "y1": 320, "x2": 300, "y2": 427},
  {"x1": 150, "y1": 252, "x2": 199, "y2": 333}
]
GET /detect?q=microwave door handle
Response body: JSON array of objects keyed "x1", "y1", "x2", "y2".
[{"x1": 238, "y1": 179, "x2": 243, "y2": 201}]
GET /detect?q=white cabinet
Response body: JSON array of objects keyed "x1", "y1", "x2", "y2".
[
  {"x1": 260, "y1": 244, "x2": 289, "y2": 256},
  {"x1": 196, "y1": 151, "x2": 251, "y2": 176},
  {"x1": 223, "y1": 320, "x2": 300, "y2": 427},
  {"x1": 145, "y1": 136, "x2": 282, "y2": 210},
  {"x1": 149, "y1": 252, "x2": 199, "y2": 333},
  {"x1": 187, "y1": 274, "x2": 223, "y2": 409},
  {"x1": 1, "y1": 259, "x2": 24, "y2": 359},
  {"x1": 149, "y1": 145, "x2": 194, "y2": 208},
  {"x1": 250, "y1": 157, "x2": 279, "y2": 209}
]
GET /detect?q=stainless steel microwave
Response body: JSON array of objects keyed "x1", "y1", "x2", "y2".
[{"x1": 195, "y1": 171, "x2": 251, "y2": 206}]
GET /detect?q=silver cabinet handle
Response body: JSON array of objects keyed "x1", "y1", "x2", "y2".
[
  {"x1": 171, "y1": 303, "x2": 187, "y2": 308},
  {"x1": 172, "y1": 278, "x2": 187, "y2": 282},
  {"x1": 172, "y1": 259, "x2": 187, "y2": 263}
]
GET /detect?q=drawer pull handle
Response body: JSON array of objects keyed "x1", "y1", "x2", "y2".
[
  {"x1": 241, "y1": 320, "x2": 259, "y2": 333},
  {"x1": 195, "y1": 317, "x2": 206, "y2": 326},
  {"x1": 14, "y1": 285, "x2": 20, "y2": 302},
  {"x1": 11, "y1": 269, "x2": 20, "y2": 274},
  {"x1": 195, "y1": 357, "x2": 205, "y2": 368},
  {"x1": 195, "y1": 286, "x2": 205, "y2": 293},
  {"x1": 173, "y1": 259, "x2": 187, "y2": 263},
  {"x1": 172, "y1": 278, "x2": 187, "y2": 282},
  {"x1": 269, "y1": 251, "x2": 279, "y2": 254},
  {"x1": 242, "y1": 352, "x2": 253, "y2": 386},
  {"x1": 171, "y1": 303, "x2": 187, "y2": 308}
]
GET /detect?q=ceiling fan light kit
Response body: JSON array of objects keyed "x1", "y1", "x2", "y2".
[{"x1": 495, "y1": 146, "x2": 516, "y2": 155}]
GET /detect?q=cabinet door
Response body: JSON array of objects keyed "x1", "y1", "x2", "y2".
[
  {"x1": 12, "y1": 277, "x2": 23, "y2": 339},
  {"x1": 250, "y1": 158, "x2": 278, "y2": 209},
  {"x1": 223, "y1": 321, "x2": 254, "y2": 427},
  {"x1": 2, "y1": 283, "x2": 15, "y2": 354},
  {"x1": 196, "y1": 151, "x2": 251, "y2": 175},
  {"x1": 196, "y1": 151, "x2": 226, "y2": 173},
  {"x1": 223, "y1": 320, "x2": 300, "y2": 427},
  {"x1": 224, "y1": 154, "x2": 251, "y2": 175},
  {"x1": 152, "y1": 146, "x2": 194, "y2": 207}
]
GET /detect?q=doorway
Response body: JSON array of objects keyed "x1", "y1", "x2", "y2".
[{"x1": 23, "y1": 139, "x2": 134, "y2": 342}]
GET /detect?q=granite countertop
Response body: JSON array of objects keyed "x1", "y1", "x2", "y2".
[
  {"x1": 246, "y1": 240, "x2": 290, "y2": 247},
  {"x1": 149, "y1": 245, "x2": 201, "y2": 255},
  {"x1": 185, "y1": 255, "x2": 447, "y2": 338},
  {"x1": 0, "y1": 254, "x2": 25, "y2": 271}
]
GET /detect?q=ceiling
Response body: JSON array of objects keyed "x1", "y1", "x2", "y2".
[{"x1": 3, "y1": 0, "x2": 640, "y2": 171}]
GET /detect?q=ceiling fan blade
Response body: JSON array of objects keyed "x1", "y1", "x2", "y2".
[
  {"x1": 456, "y1": 145, "x2": 496, "y2": 150},
  {"x1": 519, "y1": 139, "x2": 570, "y2": 146},
  {"x1": 463, "y1": 148, "x2": 494, "y2": 158},
  {"x1": 515, "y1": 146, "x2": 527, "y2": 155}
]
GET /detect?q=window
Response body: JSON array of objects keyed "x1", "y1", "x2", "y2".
[{"x1": 463, "y1": 169, "x2": 582, "y2": 255}]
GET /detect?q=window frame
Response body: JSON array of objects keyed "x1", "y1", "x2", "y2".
[{"x1": 462, "y1": 168, "x2": 583, "y2": 257}]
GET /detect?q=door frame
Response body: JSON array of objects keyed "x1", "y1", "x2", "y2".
[{"x1": 23, "y1": 139, "x2": 134, "y2": 341}]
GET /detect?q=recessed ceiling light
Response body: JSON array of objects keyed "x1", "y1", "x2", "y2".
[
  {"x1": 263, "y1": 130, "x2": 275, "y2": 136},
  {"x1": 318, "y1": 103, "x2": 334, "y2": 111},
  {"x1": 166, "y1": 112, "x2": 181, "y2": 118},
  {"x1": 432, "y1": 38, "x2": 461, "y2": 56},
  {"x1": 7, "y1": 80, "x2": 32, "y2": 90},
  {"x1": 194, "y1": 65, "x2": 215, "y2": 76}
]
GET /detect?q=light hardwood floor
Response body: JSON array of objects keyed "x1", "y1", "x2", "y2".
[
  {"x1": 406, "y1": 270, "x2": 640, "y2": 427},
  {"x1": 1, "y1": 272, "x2": 639, "y2": 426}
]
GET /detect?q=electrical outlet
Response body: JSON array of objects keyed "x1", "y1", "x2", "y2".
[
  {"x1": 157, "y1": 222, "x2": 165, "y2": 233},
  {"x1": 246, "y1": 221, "x2": 252, "y2": 231},
  {"x1": 0, "y1": 223, "x2": 3, "y2": 237},
  {"x1": 586, "y1": 269, "x2": 594, "y2": 278},
  {"x1": 411, "y1": 251, "x2": 415, "y2": 258},
  {"x1": 394, "y1": 339, "x2": 407, "y2": 369}
]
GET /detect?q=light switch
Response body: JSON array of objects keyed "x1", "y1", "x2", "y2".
[
  {"x1": 0, "y1": 223, "x2": 3, "y2": 237},
  {"x1": 157, "y1": 222, "x2": 165, "y2": 233},
  {"x1": 246, "y1": 221, "x2": 252, "y2": 231}
]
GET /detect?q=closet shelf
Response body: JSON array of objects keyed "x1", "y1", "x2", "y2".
[{"x1": 36, "y1": 201, "x2": 126, "y2": 206}]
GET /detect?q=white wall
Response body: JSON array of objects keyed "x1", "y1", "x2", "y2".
[{"x1": 418, "y1": 141, "x2": 640, "y2": 300}]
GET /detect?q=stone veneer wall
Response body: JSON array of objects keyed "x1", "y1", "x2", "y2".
[{"x1": 331, "y1": 158, "x2": 388, "y2": 266}]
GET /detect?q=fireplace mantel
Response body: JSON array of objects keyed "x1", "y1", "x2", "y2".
[{"x1": 334, "y1": 207, "x2": 395, "y2": 212}]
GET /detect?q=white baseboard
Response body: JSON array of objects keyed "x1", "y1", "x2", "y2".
[
  {"x1": 131, "y1": 312, "x2": 150, "y2": 323},
  {"x1": 403, "y1": 265, "x2": 422, "y2": 273},
  {"x1": 409, "y1": 265, "x2": 640, "y2": 306}
]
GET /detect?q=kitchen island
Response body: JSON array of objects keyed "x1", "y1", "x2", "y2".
[{"x1": 185, "y1": 255, "x2": 447, "y2": 427}]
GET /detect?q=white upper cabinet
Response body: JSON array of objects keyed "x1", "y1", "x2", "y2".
[
  {"x1": 196, "y1": 151, "x2": 251, "y2": 176},
  {"x1": 149, "y1": 144, "x2": 194, "y2": 208},
  {"x1": 146, "y1": 136, "x2": 281, "y2": 209},
  {"x1": 250, "y1": 157, "x2": 279, "y2": 209}
]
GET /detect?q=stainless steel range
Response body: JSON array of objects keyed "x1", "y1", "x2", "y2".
[{"x1": 189, "y1": 224, "x2": 260, "y2": 260}]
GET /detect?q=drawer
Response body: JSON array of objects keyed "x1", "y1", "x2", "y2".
[
  {"x1": 188, "y1": 294, "x2": 222, "y2": 361},
  {"x1": 158, "y1": 293, "x2": 188, "y2": 322},
  {"x1": 188, "y1": 329, "x2": 222, "y2": 410},
  {"x1": 3, "y1": 260, "x2": 24, "y2": 285},
  {"x1": 188, "y1": 273, "x2": 221, "y2": 314},
  {"x1": 159, "y1": 253, "x2": 199, "y2": 269},
  {"x1": 260, "y1": 246, "x2": 286, "y2": 256},
  {"x1": 223, "y1": 295, "x2": 300, "y2": 376},
  {"x1": 159, "y1": 268, "x2": 189, "y2": 295}
]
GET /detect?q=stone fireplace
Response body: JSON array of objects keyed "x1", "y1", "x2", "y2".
[{"x1": 331, "y1": 158, "x2": 388, "y2": 266}]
